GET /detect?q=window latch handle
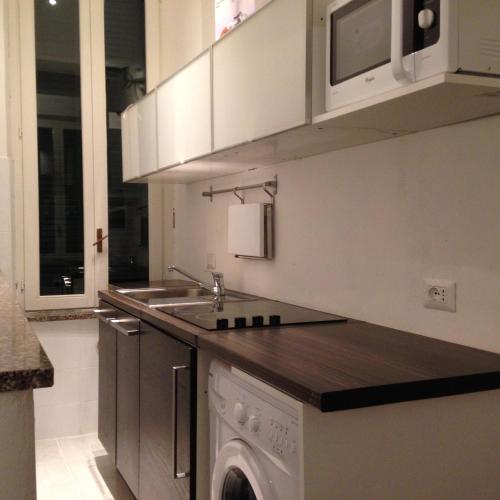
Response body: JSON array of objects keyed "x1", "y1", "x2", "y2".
[{"x1": 93, "y1": 228, "x2": 108, "y2": 253}]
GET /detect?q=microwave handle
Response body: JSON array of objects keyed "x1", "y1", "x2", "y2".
[{"x1": 391, "y1": 0, "x2": 415, "y2": 83}]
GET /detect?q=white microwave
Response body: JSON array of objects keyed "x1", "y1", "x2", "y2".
[{"x1": 326, "y1": 0, "x2": 500, "y2": 112}]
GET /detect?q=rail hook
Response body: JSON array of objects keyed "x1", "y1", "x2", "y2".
[
  {"x1": 263, "y1": 184, "x2": 276, "y2": 204},
  {"x1": 233, "y1": 188, "x2": 245, "y2": 204}
]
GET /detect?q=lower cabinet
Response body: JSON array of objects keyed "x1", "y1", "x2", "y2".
[
  {"x1": 139, "y1": 322, "x2": 195, "y2": 500},
  {"x1": 97, "y1": 307, "x2": 117, "y2": 464},
  {"x1": 98, "y1": 301, "x2": 196, "y2": 500},
  {"x1": 116, "y1": 329, "x2": 140, "y2": 497}
]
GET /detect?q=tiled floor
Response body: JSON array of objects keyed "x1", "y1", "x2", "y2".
[{"x1": 36, "y1": 433, "x2": 135, "y2": 500}]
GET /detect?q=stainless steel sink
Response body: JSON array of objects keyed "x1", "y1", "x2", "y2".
[
  {"x1": 117, "y1": 287, "x2": 212, "y2": 300},
  {"x1": 115, "y1": 286, "x2": 253, "y2": 308}
]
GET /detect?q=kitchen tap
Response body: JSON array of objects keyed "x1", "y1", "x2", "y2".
[{"x1": 167, "y1": 265, "x2": 225, "y2": 297}]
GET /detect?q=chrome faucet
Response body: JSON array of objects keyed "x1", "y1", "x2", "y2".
[{"x1": 167, "y1": 265, "x2": 225, "y2": 297}]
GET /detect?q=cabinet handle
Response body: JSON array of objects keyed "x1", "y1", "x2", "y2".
[
  {"x1": 109, "y1": 318, "x2": 141, "y2": 336},
  {"x1": 172, "y1": 365, "x2": 190, "y2": 480},
  {"x1": 94, "y1": 308, "x2": 117, "y2": 323}
]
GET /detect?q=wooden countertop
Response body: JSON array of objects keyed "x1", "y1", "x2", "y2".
[
  {"x1": 99, "y1": 283, "x2": 500, "y2": 412},
  {"x1": 198, "y1": 322, "x2": 500, "y2": 411}
]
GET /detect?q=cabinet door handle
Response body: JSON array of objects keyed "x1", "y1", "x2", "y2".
[
  {"x1": 94, "y1": 308, "x2": 117, "y2": 323},
  {"x1": 109, "y1": 318, "x2": 141, "y2": 336},
  {"x1": 172, "y1": 365, "x2": 190, "y2": 480}
]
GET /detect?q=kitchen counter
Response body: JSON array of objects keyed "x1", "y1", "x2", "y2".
[
  {"x1": 99, "y1": 283, "x2": 500, "y2": 412},
  {"x1": 0, "y1": 275, "x2": 54, "y2": 392}
]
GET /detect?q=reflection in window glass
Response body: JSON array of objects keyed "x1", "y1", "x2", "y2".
[
  {"x1": 105, "y1": 0, "x2": 149, "y2": 284},
  {"x1": 35, "y1": 0, "x2": 84, "y2": 295}
]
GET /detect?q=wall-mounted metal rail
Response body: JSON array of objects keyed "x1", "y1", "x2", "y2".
[{"x1": 202, "y1": 175, "x2": 278, "y2": 203}]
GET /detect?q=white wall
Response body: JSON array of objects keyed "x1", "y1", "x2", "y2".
[
  {"x1": 0, "y1": 0, "x2": 7, "y2": 154},
  {"x1": 158, "y1": 1, "x2": 500, "y2": 353},
  {"x1": 158, "y1": 0, "x2": 216, "y2": 270},
  {"x1": 0, "y1": 0, "x2": 13, "y2": 284},
  {"x1": 32, "y1": 319, "x2": 99, "y2": 439},
  {"x1": 171, "y1": 115, "x2": 500, "y2": 354},
  {"x1": 0, "y1": 390, "x2": 37, "y2": 500}
]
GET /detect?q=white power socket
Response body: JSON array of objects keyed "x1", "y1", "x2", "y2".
[{"x1": 424, "y1": 279, "x2": 456, "y2": 312}]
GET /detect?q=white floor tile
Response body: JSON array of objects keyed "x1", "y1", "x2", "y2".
[
  {"x1": 58, "y1": 433, "x2": 104, "y2": 464},
  {"x1": 37, "y1": 482, "x2": 81, "y2": 500},
  {"x1": 36, "y1": 457, "x2": 72, "y2": 491},
  {"x1": 69, "y1": 463, "x2": 114, "y2": 500},
  {"x1": 36, "y1": 433, "x2": 118, "y2": 500},
  {"x1": 35, "y1": 438, "x2": 62, "y2": 463}
]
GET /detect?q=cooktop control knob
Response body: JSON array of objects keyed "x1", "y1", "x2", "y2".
[
  {"x1": 216, "y1": 318, "x2": 229, "y2": 330},
  {"x1": 418, "y1": 8, "x2": 435, "y2": 29},
  {"x1": 252, "y1": 315, "x2": 264, "y2": 327},
  {"x1": 234, "y1": 402, "x2": 247, "y2": 424},
  {"x1": 248, "y1": 415, "x2": 260, "y2": 433},
  {"x1": 269, "y1": 315, "x2": 281, "y2": 326},
  {"x1": 235, "y1": 317, "x2": 247, "y2": 329}
]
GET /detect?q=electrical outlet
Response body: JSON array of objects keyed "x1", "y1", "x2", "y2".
[
  {"x1": 207, "y1": 253, "x2": 217, "y2": 270},
  {"x1": 424, "y1": 279, "x2": 456, "y2": 312}
]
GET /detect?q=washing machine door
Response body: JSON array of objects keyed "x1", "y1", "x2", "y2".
[{"x1": 212, "y1": 440, "x2": 275, "y2": 500}]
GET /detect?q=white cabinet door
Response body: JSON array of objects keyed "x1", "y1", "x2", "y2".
[
  {"x1": 212, "y1": 0, "x2": 310, "y2": 151},
  {"x1": 137, "y1": 90, "x2": 158, "y2": 176},
  {"x1": 156, "y1": 77, "x2": 178, "y2": 169},
  {"x1": 121, "y1": 104, "x2": 140, "y2": 182},
  {"x1": 157, "y1": 49, "x2": 212, "y2": 169}
]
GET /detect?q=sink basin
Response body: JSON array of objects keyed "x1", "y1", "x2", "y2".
[
  {"x1": 116, "y1": 286, "x2": 253, "y2": 308},
  {"x1": 117, "y1": 287, "x2": 212, "y2": 301}
]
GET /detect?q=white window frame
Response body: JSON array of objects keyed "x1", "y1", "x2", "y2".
[
  {"x1": 19, "y1": 0, "x2": 108, "y2": 310},
  {"x1": 14, "y1": 0, "x2": 163, "y2": 310}
]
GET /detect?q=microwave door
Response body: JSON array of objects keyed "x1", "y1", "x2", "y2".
[
  {"x1": 326, "y1": 0, "x2": 416, "y2": 111},
  {"x1": 391, "y1": 0, "x2": 415, "y2": 82},
  {"x1": 331, "y1": 0, "x2": 393, "y2": 86}
]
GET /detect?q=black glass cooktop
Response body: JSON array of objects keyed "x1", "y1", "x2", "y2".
[{"x1": 159, "y1": 299, "x2": 347, "y2": 331}]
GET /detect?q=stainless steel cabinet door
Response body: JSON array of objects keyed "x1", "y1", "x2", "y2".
[
  {"x1": 116, "y1": 328, "x2": 140, "y2": 497},
  {"x1": 139, "y1": 323, "x2": 195, "y2": 500},
  {"x1": 97, "y1": 305, "x2": 117, "y2": 464}
]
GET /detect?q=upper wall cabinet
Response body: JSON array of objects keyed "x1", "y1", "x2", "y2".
[
  {"x1": 122, "y1": 0, "x2": 500, "y2": 184},
  {"x1": 137, "y1": 91, "x2": 158, "y2": 177},
  {"x1": 121, "y1": 104, "x2": 139, "y2": 182},
  {"x1": 212, "y1": 0, "x2": 310, "y2": 151},
  {"x1": 157, "y1": 50, "x2": 212, "y2": 169},
  {"x1": 121, "y1": 91, "x2": 158, "y2": 182}
]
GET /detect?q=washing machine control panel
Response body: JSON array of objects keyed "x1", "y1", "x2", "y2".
[
  {"x1": 235, "y1": 398, "x2": 299, "y2": 462},
  {"x1": 267, "y1": 416, "x2": 298, "y2": 457},
  {"x1": 214, "y1": 374, "x2": 300, "y2": 465}
]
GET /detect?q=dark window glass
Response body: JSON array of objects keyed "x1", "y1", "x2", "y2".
[
  {"x1": 35, "y1": 0, "x2": 84, "y2": 295},
  {"x1": 222, "y1": 467, "x2": 258, "y2": 500},
  {"x1": 104, "y1": 0, "x2": 149, "y2": 284}
]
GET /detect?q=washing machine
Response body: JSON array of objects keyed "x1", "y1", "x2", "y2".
[{"x1": 209, "y1": 360, "x2": 304, "y2": 500}]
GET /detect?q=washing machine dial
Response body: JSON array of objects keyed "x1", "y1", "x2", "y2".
[
  {"x1": 248, "y1": 415, "x2": 260, "y2": 433},
  {"x1": 233, "y1": 402, "x2": 247, "y2": 424}
]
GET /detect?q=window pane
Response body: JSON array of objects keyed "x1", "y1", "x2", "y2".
[
  {"x1": 105, "y1": 0, "x2": 149, "y2": 284},
  {"x1": 35, "y1": 0, "x2": 84, "y2": 295}
]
